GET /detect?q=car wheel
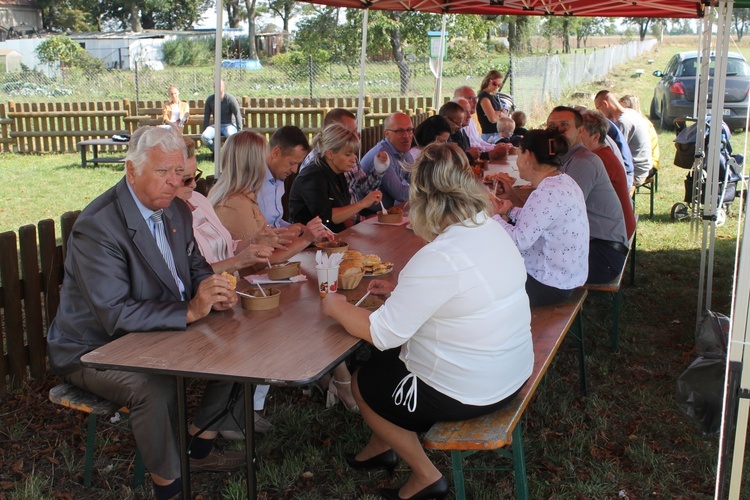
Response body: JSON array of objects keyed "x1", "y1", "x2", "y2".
[
  {"x1": 671, "y1": 202, "x2": 689, "y2": 220},
  {"x1": 650, "y1": 98, "x2": 659, "y2": 120},
  {"x1": 660, "y1": 101, "x2": 673, "y2": 130}
]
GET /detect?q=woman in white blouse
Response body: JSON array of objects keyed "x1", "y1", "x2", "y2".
[
  {"x1": 492, "y1": 129, "x2": 589, "y2": 306},
  {"x1": 322, "y1": 142, "x2": 533, "y2": 500}
]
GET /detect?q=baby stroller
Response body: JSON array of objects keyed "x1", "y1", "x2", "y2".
[{"x1": 671, "y1": 117, "x2": 745, "y2": 226}]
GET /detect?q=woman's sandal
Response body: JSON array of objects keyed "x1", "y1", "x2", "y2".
[{"x1": 326, "y1": 378, "x2": 360, "y2": 413}]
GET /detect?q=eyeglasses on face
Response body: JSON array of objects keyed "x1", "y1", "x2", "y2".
[
  {"x1": 183, "y1": 168, "x2": 203, "y2": 186},
  {"x1": 490, "y1": 80, "x2": 502, "y2": 87},
  {"x1": 386, "y1": 128, "x2": 414, "y2": 135}
]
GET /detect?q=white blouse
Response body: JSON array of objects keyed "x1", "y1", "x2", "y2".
[
  {"x1": 369, "y1": 212, "x2": 533, "y2": 406},
  {"x1": 493, "y1": 173, "x2": 589, "y2": 290}
]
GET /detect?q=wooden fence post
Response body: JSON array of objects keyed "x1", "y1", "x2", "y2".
[{"x1": 0, "y1": 231, "x2": 25, "y2": 390}]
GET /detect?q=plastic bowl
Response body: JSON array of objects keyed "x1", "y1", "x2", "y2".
[
  {"x1": 266, "y1": 261, "x2": 300, "y2": 280},
  {"x1": 240, "y1": 288, "x2": 281, "y2": 310},
  {"x1": 347, "y1": 296, "x2": 384, "y2": 312},
  {"x1": 316, "y1": 241, "x2": 349, "y2": 256}
]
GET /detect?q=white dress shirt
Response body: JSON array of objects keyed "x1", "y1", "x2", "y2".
[{"x1": 369, "y1": 212, "x2": 533, "y2": 406}]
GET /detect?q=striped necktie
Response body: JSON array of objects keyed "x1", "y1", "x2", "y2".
[{"x1": 150, "y1": 210, "x2": 182, "y2": 293}]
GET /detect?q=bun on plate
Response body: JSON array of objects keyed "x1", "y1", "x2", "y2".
[
  {"x1": 343, "y1": 250, "x2": 364, "y2": 261},
  {"x1": 340, "y1": 259, "x2": 364, "y2": 276},
  {"x1": 363, "y1": 254, "x2": 381, "y2": 267}
]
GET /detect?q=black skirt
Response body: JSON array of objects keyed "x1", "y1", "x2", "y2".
[{"x1": 357, "y1": 348, "x2": 524, "y2": 433}]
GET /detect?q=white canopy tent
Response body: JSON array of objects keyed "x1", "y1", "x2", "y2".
[{"x1": 205, "y1": 0, "x2": 750, "y2": 497}]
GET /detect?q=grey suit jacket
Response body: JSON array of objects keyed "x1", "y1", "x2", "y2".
[{"x1": 47, "y1": 177, "x2": 214, "y2": 376}]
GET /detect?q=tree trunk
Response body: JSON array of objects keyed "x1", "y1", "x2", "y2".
[
  {"x1": 225, "y1": 0, "x2": 242, "y2": 29},
  {"x1": 244, "y1": 0, "x2": 259, "y2": 60},
  {"x1": 508, "y1": 16, "x2": 532, "y2": 56},
  {"x1": 562, "y1": 18, "x2": 570, "y2": 53},
  {"x1": 389, "y1": 12, "x2": 411, "y2": 95},
  {"x1": 129, "y1": 2, "x2": 142, "y2": 32}
]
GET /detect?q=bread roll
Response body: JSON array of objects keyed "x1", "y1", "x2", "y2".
[{"x1": 221, "y1": 271, "x2": 237, "y2": 290}]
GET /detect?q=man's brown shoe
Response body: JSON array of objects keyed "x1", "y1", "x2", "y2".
[{"x1": 190, "y1": 449, "x2": 245, "y2": 472}]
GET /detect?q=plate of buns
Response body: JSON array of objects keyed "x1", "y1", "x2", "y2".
[{"x1": 342, "y1": 250, "x2": 394, "y2": 278}]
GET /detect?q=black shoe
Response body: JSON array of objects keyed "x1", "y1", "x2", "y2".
[
  {"x1": 345, "y1": 449, "x2": 398, "y2": 476},
  {"x1": 380, "y1": 476, "x2": 449, "y2": 500}
]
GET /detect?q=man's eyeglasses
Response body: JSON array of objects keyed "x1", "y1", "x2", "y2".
[
  {"x1": 445, "y1": 116, "x2": 462, "y2": 130},
  {"x1": 386, "y1": 128, "x2": 414, "y2": 135},
  {"x1": 183, "y1": 168, "x2": 203, "y2": 186}
]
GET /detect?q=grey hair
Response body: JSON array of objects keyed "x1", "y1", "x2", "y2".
[
  {"x1": 126, "y1": 126, "x2": 186, "y2": 173},
  {"x1": 580, "y1": 110, "x2": 610, "y2": 145},
  {"x1": 407, "y1": 142, "x2": 490, "y2": 242},
  {"x1": 311, "y1": 122, "x2": 360, "y2": 157},
  {"x1": 208, "y1": 130, "x2": 268, "y2": 207}
]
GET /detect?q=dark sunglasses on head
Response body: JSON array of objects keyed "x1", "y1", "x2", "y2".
[{"x1": 183, "y1": 168, "x2": 203, "y2": 186}]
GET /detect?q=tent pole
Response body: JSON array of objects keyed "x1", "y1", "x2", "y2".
[
  {"x1": 357, "y1": 9, "x2": 369, "y2": 134},
  {"x1": 213, "y1": 0, "x2": 224, "y2": 177},
  {"x1": 433, "y1": 14, "x2": 447, "y2": 108}
]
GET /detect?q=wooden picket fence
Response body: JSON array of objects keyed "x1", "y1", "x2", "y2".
[
  {"x1": 0, "y1": 96, "x2": 436, "y2": 154},
  {"x1": 0, "y1": 211, "x2": 80, "y2": 397}
]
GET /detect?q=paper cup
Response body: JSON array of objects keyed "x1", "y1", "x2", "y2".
[
  {"x1": 316, "y1": 241, "x2": 349, "y2": 256},
  {"x1": 266, "y1": 261, "x2": 300, "y2": 280},
  {"x1": 240, "y1": 288, "x2": 281, "y2": 310},
  {"x1": 316, "y1": 266, "x2": 339, "y2": 297}
]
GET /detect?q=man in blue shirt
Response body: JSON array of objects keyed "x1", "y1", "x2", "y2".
[
  {"x1": 360, "y1": 112, "x2": 414, "y2": 209},
  {"x1": 257, "y1": 126, "x2": 310, "y2": 229}
]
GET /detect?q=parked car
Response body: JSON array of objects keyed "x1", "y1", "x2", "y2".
[{"x1": 650, "y1": 51, "x2": 750, "y2": 131}]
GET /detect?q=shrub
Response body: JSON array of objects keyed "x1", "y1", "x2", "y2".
[{"x1": 162, "y1": 38, "x2": 213, "y2": 66}]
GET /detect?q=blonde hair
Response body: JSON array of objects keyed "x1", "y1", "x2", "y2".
[
  {"x1": 208, "y1": 130, "x2": 268, "y2": 207},
  {"x1": 619, "y1": 94, "x2": 641, "y2": 113},
  {"x1": 498, "y1": 116, "x2": 516, "y2": 134},
  {"x1": 312, "y1": 122, "x2": 360, "y2": 158},
  {"x1": 408, "y1": 142, "x2": 490, "y2": 242}
]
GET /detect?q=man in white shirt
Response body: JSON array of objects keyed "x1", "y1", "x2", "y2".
[
  {"x1": 453, "y1": 86, "x2": 509, "y2": 160},
  {"x1": 257, "y1": 125, "x2": 310, "y2": 229}
]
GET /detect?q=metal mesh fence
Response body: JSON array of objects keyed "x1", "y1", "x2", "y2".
[{"x1": 1, "y1": 39, "x2": 656, "y2": 113}]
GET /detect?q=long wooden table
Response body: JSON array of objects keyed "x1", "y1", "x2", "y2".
[{"x1": 80, "y1": 221, "x2": 425, "y2": 499}]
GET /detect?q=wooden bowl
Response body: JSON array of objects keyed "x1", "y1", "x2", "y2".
[
  {"x1": 240, "y1": 288, "x2": 281, "y2": 310},
  {"x1": 339, "y1": 271, "x2": 365, "y2": 290},
  {"x1": 377, "y1": 212, "x2": 402, "y2": 224},
  {"x1": 348, "y1": 296, "x2": 384, "y2": 312},
  {"x1": 316, "y1": 241, "x2": 349, "y2": 256},
  {"x1": 266, "y1": 261, "x2": 300, "y2": 280}
]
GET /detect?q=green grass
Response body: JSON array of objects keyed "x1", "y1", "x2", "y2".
[{"x1": 2, "y1": 39, "x2": 750, "y2": 498}]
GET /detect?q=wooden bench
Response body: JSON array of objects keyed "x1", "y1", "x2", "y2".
[
  {"x1": 423, "y1": 289, "x2": 588, "y2": 500},
  {"x1": 49, "y1": 383, "x2": 145, "y2": 488},
  {"x1": 583, "y1": 215, "x2": 638, "y2": 351},
  {"x1": 632, "y1": 170, "x2": 658, "y2": 218},
  {"x1": 77, "y1": 138, "x2": 128, "y2": 168}
]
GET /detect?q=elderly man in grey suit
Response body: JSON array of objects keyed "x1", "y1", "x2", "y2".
[{"x1": 47, "y1": 127, "x2": 243, "y2": 500}]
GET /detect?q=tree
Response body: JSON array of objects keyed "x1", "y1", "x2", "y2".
[
  {"x1": 38, "y1": 0, "x2": 98, "y2": 32},
  {"x1": 508, "y1": 16, "x2": 533, "y2": 56},
  {"x1": 225, "y1": 0, "x2": 244, "y2": 29},
  {"x1": 734, "y1": 8, "x2": 750, "y2": 42},
  {"x1": 624, "y1": 18, "x2": 653, "y2": 41},
  {"x1": 267, "y1": 0, "x2": 303, "y2": 33},
  {"x1": 96, "y1": 0, "x2": 208, "y2": 32},
  {"x1": 35, "y1": 35, "x2": 104, "y2": 72},
  {"x1": 573, "y1": 18, "x2": 605, "y2": 48}
]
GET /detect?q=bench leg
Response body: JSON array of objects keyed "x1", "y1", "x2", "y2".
[
  {"x1": 132, "y1": 448, "x2": 146, "y2": 488},
  {"x1": 511, "y1": 425, "x2": 529, "y2": 500},
  {"x1": 573, "y1": 311, "x2": 588, "y2": 396},
  {"x1": 84, "y1": 412, "x2": 97, "y2": 487},
  {"x1": 451, "y1": 451, "x2": 467, "y2": 500},
  {"x1": 611, "y1": 291, "x2": 622, "y2": 352},
  {"x1": 649, "y1": 184, "x2": 655, "y2": 218},
  {"x1": 630, "y1": 231, "x2": 637, "y2": 286}
]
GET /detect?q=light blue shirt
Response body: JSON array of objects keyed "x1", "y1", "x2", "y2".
[
  {"x1": 125, "y1": 180, "x2": 186, "y2": 298},
  {"x1": 257, "y1": 165, "x2": 290, "y2": 228},
  {"x1": 360, "y1": 138, "x2": 411, "y2": 209}
]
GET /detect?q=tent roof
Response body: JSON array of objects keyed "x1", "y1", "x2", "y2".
[{"x1": 296, "y1": 0, "x2": 745, "y2": 19}]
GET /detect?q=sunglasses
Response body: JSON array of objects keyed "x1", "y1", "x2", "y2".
[{"x1": 183, "y1": 168, "x2": 203, "y2": 186}]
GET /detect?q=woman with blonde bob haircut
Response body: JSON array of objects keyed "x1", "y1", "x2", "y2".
[
  {"x1": 289, "y1": 122, "x2": 382, "y2": 233},
  {"x1": 322, "y1": 142, "x2": 533, "y2": 500}
]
